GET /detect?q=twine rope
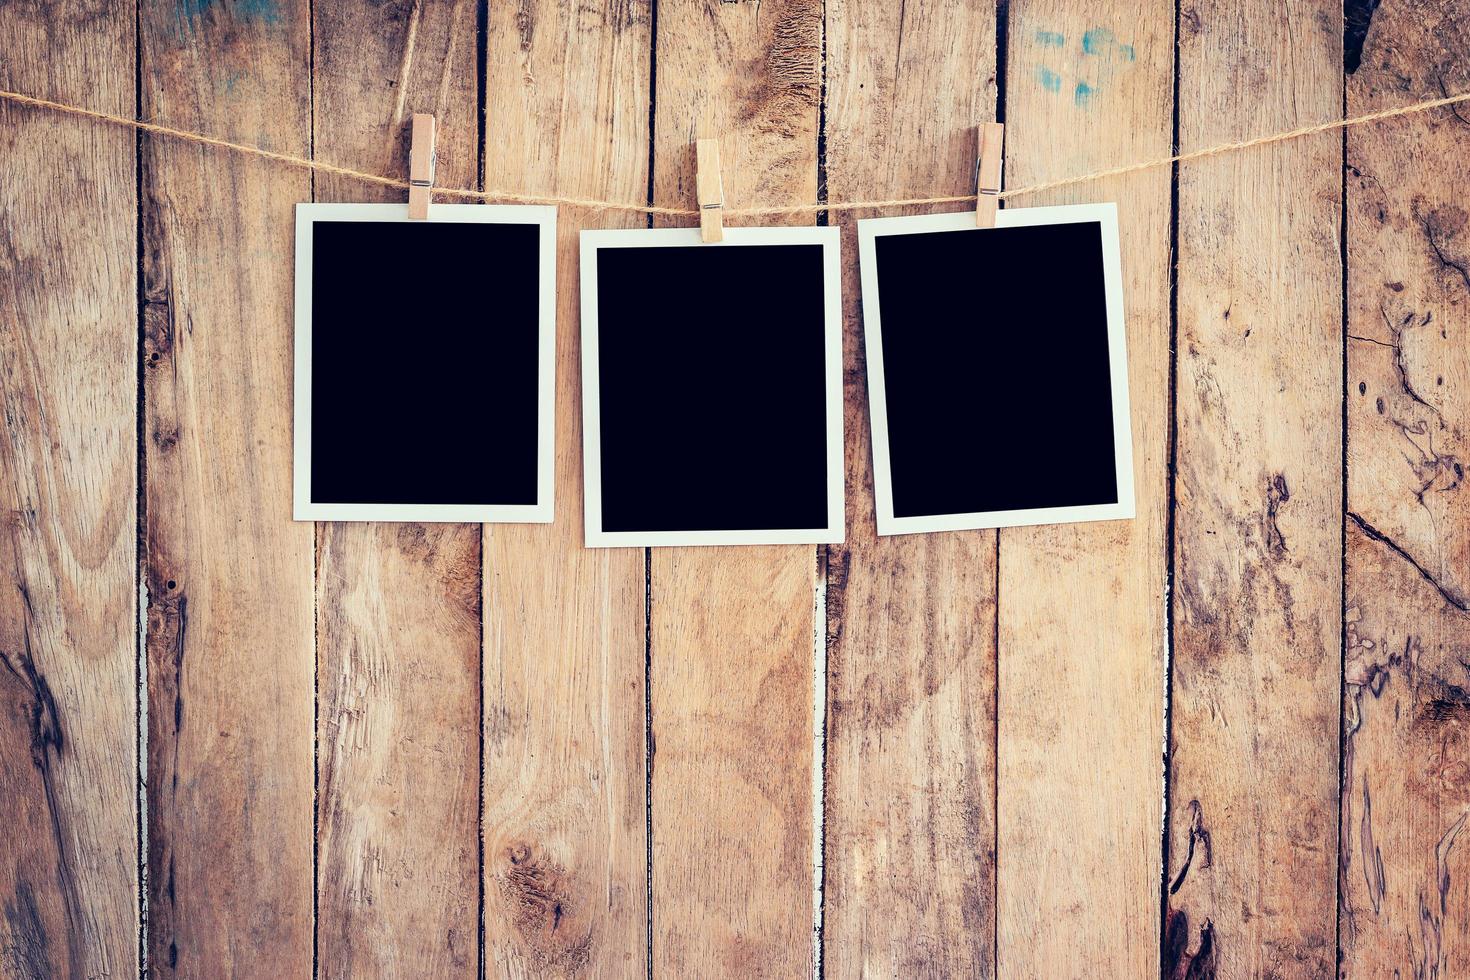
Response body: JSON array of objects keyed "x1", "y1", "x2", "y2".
[{"x1": 3, "y1": 86, "x2": 1468, "y2": 217}]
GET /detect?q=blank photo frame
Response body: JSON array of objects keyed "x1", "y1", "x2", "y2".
[
  {"x1": 294, "y1": 203, "x2": 555, "y2": 522},
  {"x1": 581, "y1": 226, "x2": 844, "y2": 547},
  {"x1": 857, "y1": 203, "x2": 1135, "y2": 535}
]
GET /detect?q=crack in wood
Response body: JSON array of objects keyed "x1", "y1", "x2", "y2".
[
  {"x1": 1348, "y1": 511, "x2": 1467, "y2": 611},
  {"x1": 0, "y1": 643, "x2": 86, "y2": 976},
  {"x1": 1168, "y1": 800, "x2": 1213, "y2": 895}
]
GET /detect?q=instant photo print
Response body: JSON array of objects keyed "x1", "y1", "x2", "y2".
[
  {"x1": 857, "y1": 203, "x2": 1135, "y2": 535},
  {"x1": 580, "y1": 226, "x2": 845, "y2": 547},
  {"x1": 294, "y1": 203, "x2": 556, "y2": 522}
]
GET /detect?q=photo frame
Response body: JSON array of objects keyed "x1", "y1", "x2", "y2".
[
  {"x1": 293, "y1": 202, "x2": 556, "y2": 523},
  {"x1": 857, "y1": 203, "x2": 1135, "y2": 535},
  {"x1": 580, "y1": 226, "x2": 845, "y2": 547}
]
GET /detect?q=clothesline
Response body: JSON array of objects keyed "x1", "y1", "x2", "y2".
[{"x1": 2, "y1": 86, "x2": 1467, "y2": 216}]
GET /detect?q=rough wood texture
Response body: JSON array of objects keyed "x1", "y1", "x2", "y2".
[
  {"x1": 1341, "y1": 539, "x2": 1470, "y2": 977},
  {"x1": 996, "y1": 5, "x2": 1172, "y2": 976},
  {"x1": 820, "y1": 0, "x2": 998, "y2": 975},
  {"x1": 0, "y1": 4, "x2": 138, "y2": 978},
  {"x1": 10, "y1": 0, "x2": 1470, "y2": 973},
  {"x1": 139, "y1": 1, "x2": 315, "y2": 974},
  {"x1": 481, "y1": 0, "x2": 652, "y2": 975},
  {"x1": 309, "y1": 3, "x2": 482, "y2": 975},
  {"x1": 315, "y1": 526, "x2": 481, "y2": 977},
  {"x1": 1340, "y1": 1, "x2": 1470, "y2": 974},
  {"x1": 1167, "y1": 1, "x2": 1343, "y2": 975},
  {"x1": 648, "y1": 0, "x2": 822, "y2": 973}
]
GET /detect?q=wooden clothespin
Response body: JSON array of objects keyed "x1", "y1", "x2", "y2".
[
  {"x1": 408, "y1": 113, "x2": 436, "y2": 220},
  {"x1": 695, "y1": 137, "x2": 724, "y2": 243},
  {"x1": 975, "y1": 122, "x2": 1005, "y2": 228}
]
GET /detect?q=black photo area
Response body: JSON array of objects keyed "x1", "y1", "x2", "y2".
[
  {"x1": 310, "y1": 220, "x2": 540, "y2": 505},
  {"x1": 595, "y1": 243, "x2": 830, "y2": 533},
  {"x1": 874, "y1": 221, "x2": 1119, "y2": 517}
]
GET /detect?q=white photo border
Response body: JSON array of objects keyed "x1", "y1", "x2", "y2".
[
  {"x1": 580, "y1": 226, "x2": 846, "y2": 548},
  {"x1": 857, "y1": 203, "x2": 1136, "y2": 536},
  {"x1": 293, "y1": 202, "x2": 557, "y2": 523}
]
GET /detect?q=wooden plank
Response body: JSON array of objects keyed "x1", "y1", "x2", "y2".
[
  {"x1": 1340, "y1": 2, "x2": 1470, "y2": 974},
  {"x1": 1167, "y1": 1, "x2": 1343, "y2": 975},
  {"x1": 0, "y1": 5, "x2": 138, "y2": 978},
  {"x1": 1341, "y1": 538, "x2": 1470, "y2": 976},
  {"x1": 481, "y1": 1, "x2": 652, "y2": 975},
  {"x1": 308, "y1": 4, "x2": 482, "y2": 976},
  {"x1": 648, "y1": 1, "x2": 821, "y2": 973},
  {"x1": 315, "y1": 527, "x2": 481, "y2": 976},
  {"x1": 820, "y1": 0, "x2": 998, "y2": 975},
  {"x1": 139, "y1": 2, "x2": 315, "y2": 974},
  {"x1": 995, "y1": 6, "x2": 1172, "y2": 976}
]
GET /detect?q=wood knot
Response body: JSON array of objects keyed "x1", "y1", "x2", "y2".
[{"x1": 496, "y1": 842, "x2": 593, "y2": 969}]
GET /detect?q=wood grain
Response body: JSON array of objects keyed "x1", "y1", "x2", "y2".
[
  {"x1": 820, "y1": 0, "x2": 998, "y2": 975},
  {"x1": 648, "y1": 0, "x2": 822, "y2": 973},
  {"x1": 315, "y1": 526, "x2": 481, "y2": 977},
  {"x1": 1167, "y1": 1, "x2": 1343, "y2": 975},
  {"x1": 0, "y1": 4, "x2": 138, "y2": 978},
  {"x1": 1340, "y1": 1, "x2": 1470, "y2": 974},
  {"x1": 996, "y1": 5, "x2": 1172, "y2": 976},
  {"x1": 8, "y1": 0, "x2": 1470, "y2": 971},
  {"x1": 309, "y1": 3, "x2": 482, "y2": 975},
  {"x1": 481, "y1": 0, "x2": 652, "y2": 974},
  {"x1": 139, "y1": 1, "x2": 315, "y2": 974}
]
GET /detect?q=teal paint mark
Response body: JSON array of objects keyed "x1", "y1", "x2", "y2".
[
  {"x1": 238, "y1": 0, "x2": 281, "y2": 21},
  {"x1": 1081, "y1": 28, "x2": 1115, "y2": 55},
  {"x1": 1035, "y1": 67, "x2": 1062, "y2": 93},
  {"x1": 176, "y1": 0, "x2": 281, "y2": 28},
  {"x1": 1074, "y1": 81, "x2": 1096, "y2": 106},
  {"x1": 1035, "y1": 30, "x2": 1066, "y2": 47},
  {"x1": 1081, "y1": 27, "x2": 1136, "y2": 61}
]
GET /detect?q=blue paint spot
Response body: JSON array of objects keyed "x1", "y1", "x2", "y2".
[
  {"x1": 1081, "y1": 28, "x2": 1114, "y2": 55},
  {"x1": 176, "y1": 0, "x2": 281, "y2": 28},
  {"x1": 1035, "y1": 67, "x2": 1062, "y2": 93},
  {"x1": 1074, "y1": 81, "x2": 1096, "y2": 106},
  {"x1": 1035, "y1": 30, "x2": 1066, "y2": 47},
  {"x1": 1081, "y1": 27, "x2": 1137, "y2": 61},
  {"x1": 238, "y1": 0, "x2": 280, "y2": 21}
]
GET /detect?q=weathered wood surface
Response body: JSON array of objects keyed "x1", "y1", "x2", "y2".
[
  {"x1": 0, "y1": 3, "x2": 138, "y2": 978},
  {"x1": 1341, "y1": 1, "x2": 1470, "y2": 975},
  {"x1": 1168, "y1": 0, "x2": 1344, "y2": 976},
  {"x1": 139, "y1": 0, "x2": 316, "y2": 974},
  {"x1": 648, "y1": 2, "x2": 823, "y2": 974},
  {"x1": 4, "y1": 1, "x2": 1470, "y2": 977},
  {"x1": 310, "y1": 4, "x2": 483, "y2": 976},
  {"x1": 997, "y1": 5, "x2": 1173, "y2": 977},
  {"x1": 821, "y1": 0, "x2": 999, "y2": 975},
  {"x1": 481, "y1": 0, "x2": 652, "y2": 974}
]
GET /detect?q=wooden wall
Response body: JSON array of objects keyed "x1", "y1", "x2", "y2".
[{"x1": 2, "y1": 0, "x2": 1468, "y2": 977}]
